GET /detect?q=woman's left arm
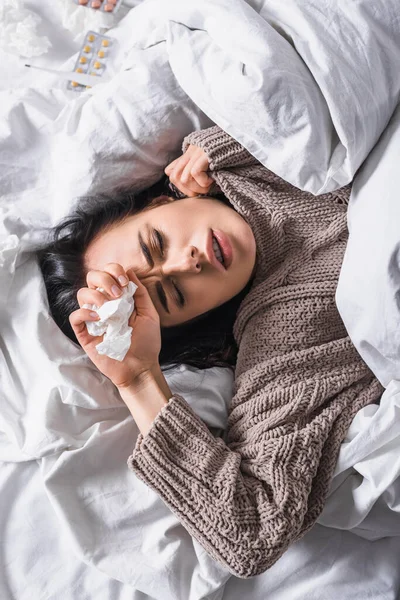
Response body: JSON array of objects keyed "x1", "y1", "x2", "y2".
[
  {"x1": 126, "y1": 353, "x2": 379, "y2": 581},
  {"x1": 70, "y1": 264, "x2": 297, "y2": 578},
  {"x1": 118, "y1": 367, "x2": 172, "y2": 436},
  {"x1": 71, "y1": 263, "x2": 379, "y2": 580}
]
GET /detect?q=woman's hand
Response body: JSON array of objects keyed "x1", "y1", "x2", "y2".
[
  {"x1": 165, "y1": 144, "x2": 213, "y2": 197},
  {"x1": 69, "y1": 263, "x2": 161, "y2": 390}
]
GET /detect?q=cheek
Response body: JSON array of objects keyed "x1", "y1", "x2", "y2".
[
  {"x1": 183, "y1": 274, "x2": 225, "y2": 317},
  {"x1": 235, "y1": 232, "x2": 256, "y2": 278},
  {"x1": 199, "y1": 272, "x2": 241, "y2": 309}
]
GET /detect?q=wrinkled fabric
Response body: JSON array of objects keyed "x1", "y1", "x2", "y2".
[
  {"x1": 337, "y1": 102, "x2": 400, "y2": 387},
  {"x1": 117, "y1": 0, "x2": 400, "y2": 194}
]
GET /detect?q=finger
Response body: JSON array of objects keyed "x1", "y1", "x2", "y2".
[
  {"x1": 165, "y1": 155, "x2": 187, "y2": 179},
  {"x1": 188, "y1": 177, "x2": 212, "y2": 194},
  {"x1": 194, "y1": 173, "x2": 213, "y2": 188},
  {"x1": 69, "y1": 307, "x2": 101, "y2": 342},
  {"x1": 125, "y1": 270, "x2": 160, "y2": 322},
  {"x1": 165, "y1": 156, "x2": 180, "y2": 175},
  {"x1": 169, "y1": 166, "x2": 208, "y2": 197},
  {"x1": 169, "y1": 163, "x2": 187, "y2": 187},
  {"x1": 168, "y1": 174, "x2": 193, "y2": 197},
  {"x1": 77, "y1": 287, "x2": 108, "y2": 309},
  {"x1": 169, "y1": 150, "x2": 194, "y2": 183},
  {"x1": 102, "y1": 262, "x2": 130, "y2": 287},
  {"x1": 86, "y1": 270, "x2": 124, "y2": 300},
  {"x1": 180, "y1": 177, "x2": 212, "y2": 196},
  {"x1": 181, "y1": 156, "x2": 198, "y2": 184},
  {"x1": 191, "y1": 158, "x2": 213, "y2": 188},
  {"x1": 170, "y1": 178, "x2": 199, "y2": 198},
  {"x1": 165, "y1": 145, "x2": 198, "y2": 175}
]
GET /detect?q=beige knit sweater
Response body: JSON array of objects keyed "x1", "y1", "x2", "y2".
[{"x1": 127, "y1": 126, "x2": 382, "y2": 579}]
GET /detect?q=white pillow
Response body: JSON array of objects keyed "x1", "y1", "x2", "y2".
[
  {"x1": 120, "y1": 0, "x2": 400, "y2": 195},
  {"x1": 336, "y1": 101, "x2": 400, "y2": 387}
]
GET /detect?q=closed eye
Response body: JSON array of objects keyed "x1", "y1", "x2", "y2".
[
  {"x1": 172, "y1": 280, "x2": 185, "y2": 308},
  {"x1": 154, "y1": 229, "x2": 164, "y2": 255},
  {"x1": 154, "y1": 229, "x2": 186, "y2": 309},
  {"x1": 139, "y1": 232, "x2": 154, "y2": 268},
  {"x1": 139, "y1": 229, "x2": 186, "y2": 312}
]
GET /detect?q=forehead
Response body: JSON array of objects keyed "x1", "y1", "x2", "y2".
[{"x1": 84, "y1": 217, "x2": 136, "y2": 271}]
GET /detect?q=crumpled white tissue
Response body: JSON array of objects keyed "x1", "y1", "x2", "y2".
[
  {"x1": 83, "y1": 282, "x2": 138, "y2": 362},
  {"x1": 0, "y1": 0, "x2": 51, "y2": 58}
]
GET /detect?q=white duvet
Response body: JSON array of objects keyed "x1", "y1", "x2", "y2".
[
  {"x1": 2, "y1": 0, "x2": 400, "y2": 599},
  {"x1": 125, "y1": 0, "x2": 400, "y2": 195}
]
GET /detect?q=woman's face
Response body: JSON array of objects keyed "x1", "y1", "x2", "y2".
[{"x1": 85, "y1": 196, "x2": 257, "y2": 327}]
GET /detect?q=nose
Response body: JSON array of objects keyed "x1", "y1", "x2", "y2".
[{"x1": 162, "y1": 246, "x2": 201, "y2": 276}]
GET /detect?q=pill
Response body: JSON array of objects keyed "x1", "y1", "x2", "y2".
[
  {"x1": 83, "y1": 45, "x2": 91, "y2": 53},
  {"x1": 91, "y1": 0, "x2": 101, "y2": 8},
  {"x1": 109, "y1": 0, "x2": 117, "y2": 4},
  {"x1": 76, "y1": 67, "x2": 84, "y2": 73},
  {"x1": 93, "y1": 61, "x2": 102, "y2": 69},
  {"x1": 79, "y1": 56, "x2": 87, "y2": 64},
  {"x1": 88, "y1": 34, "x2": 96, "y2": 42},
  {"x1": 97, "y1": 50, "x2": 105, "y2": 58},
  {"x1": 104, "y1": 3, "x2": 114, "y2": 10},
  {"x1": 78, "y1": 0, "x2": 88, "y2": 4},
  {"x1": 71, "y1": 81, "x2": 79, "y2": 87},
  {"x1": 101, "y1": 39, "x2": 110, "y2": 47},
  {"x1": 90, "y1": 72, "x2": 98, "y2": 76}
]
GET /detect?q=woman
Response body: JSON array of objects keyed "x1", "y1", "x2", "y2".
[
  {"x1": 39, "y1": 173, "x2": 255, "y2": 373},
  {"x1": 39, "y1": 126, "x2": 382, "y2": 578}
]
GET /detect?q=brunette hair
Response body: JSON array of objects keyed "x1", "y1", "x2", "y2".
[{"x1": 37, "y1": 177, "x2": 253, "y2": 371}]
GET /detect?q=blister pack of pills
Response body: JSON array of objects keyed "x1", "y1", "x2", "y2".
[
  {"x1": 74, "y1": 0, "x2": 122, "y2": 13},
  {"x1": 68, "y1": 31, "x2": 113, "y2": 91}
]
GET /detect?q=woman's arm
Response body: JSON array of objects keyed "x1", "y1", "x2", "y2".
[
  {"x1": 165, "y1": 126, "x2": 260, "y2": 198},
  {"x1": 118, "y1": 366, "x2": 171, "y2": 436},
  {"x1": 182, "y1": 125, "x2": 260, "y2": 171},
  {"x1": 170, "y1": 125, "x2": 352, "y2": 206},
  {"x1": 126, "y1": 339, "x2": 380, "y2": 579}
]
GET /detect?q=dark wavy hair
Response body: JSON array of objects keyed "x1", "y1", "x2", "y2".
[{"x1": 37, "y1": 176, "x2": 253, "y2": 371}]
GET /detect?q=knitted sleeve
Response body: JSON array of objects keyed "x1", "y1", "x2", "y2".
[
  {"x1": 127, "y1": 365, "x2": 380, "y2": 579},
  {"x1": 182, "y1": 125, "x2": 259, "y2": 171}
]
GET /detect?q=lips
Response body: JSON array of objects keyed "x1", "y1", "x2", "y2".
[
  {"x1": 206, "y1": 229, "x2": 233, "y2": 272},
  {"x1": 213, "y1": 229, "x2": 233, "y2": 269},
  {"x1": 207, "y1": 230, "x2": 225, "y2": 272}
]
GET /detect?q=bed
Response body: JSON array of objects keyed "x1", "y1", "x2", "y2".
[{"x1": 1, "y1": 1, "x2": 400, "y2": 598}]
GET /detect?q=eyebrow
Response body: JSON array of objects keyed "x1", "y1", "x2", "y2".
[{"x1": 139, "y1": 231, "x2": 170, "y2": 314}]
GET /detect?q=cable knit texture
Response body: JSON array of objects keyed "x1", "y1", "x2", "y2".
[{"x1": 127, "y1": 126, "x2": 382, "y2": 578}]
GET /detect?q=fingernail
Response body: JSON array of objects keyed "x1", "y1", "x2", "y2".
[
  {"x1": 112, "y1": 285, "x2": 122, "y2": 297},
  {"x1": 90, "y1": 311, "x2": 99, "y2": 319},
  {"x1": 118, "y1": 275, "x2": 128, "y2": 286}
]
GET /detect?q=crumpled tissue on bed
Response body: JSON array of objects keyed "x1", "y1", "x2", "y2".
[
  {"x1": 83, "y1": 281, "x2": 137, "y2": 361},
  {"x1": 0, "y1": 0, "x2": 51, "y2": 58}
]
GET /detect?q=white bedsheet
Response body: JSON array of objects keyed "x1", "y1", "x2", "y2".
[
  {"x1": 3, "y1": 459, "x2": 400, "y2": 600},
  {"x1": 1, "y1": 255, "x2": 233, "y2": 600},
  {"x1": 2, "y1": 1, "x2": 400, "y2": 599}
]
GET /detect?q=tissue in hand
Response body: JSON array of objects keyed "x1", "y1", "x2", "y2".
[{"x1": 83, "y1": 282, "x2": 138, "y2": 362}]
